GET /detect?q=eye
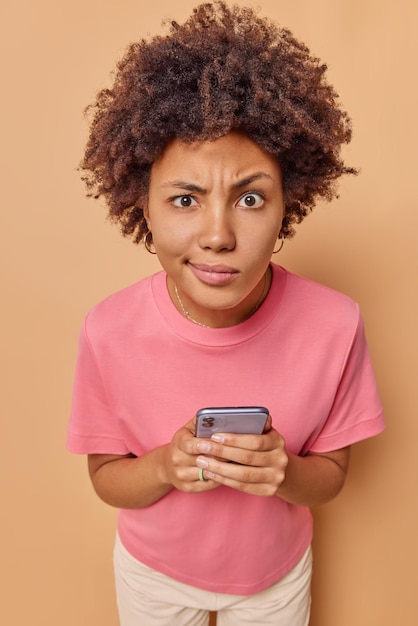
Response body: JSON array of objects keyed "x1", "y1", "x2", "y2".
[
  {"x1": 237, "y1": 192, "x2": 265, "y2": 208},
  {"x1": 172, "y1": 195, "x2": 198, "y2": 208}
]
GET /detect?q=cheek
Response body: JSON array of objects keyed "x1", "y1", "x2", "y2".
[
  {"x1": 152, "y1": 221, "x2": 193, "y2": 258},
  {"x1": 244, "y1": 223, "x2": 281, "y2": 257}
]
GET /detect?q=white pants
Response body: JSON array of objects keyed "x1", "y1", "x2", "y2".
[{"x1": 114, "y1": 534, "x2": 312, "y2": 626}]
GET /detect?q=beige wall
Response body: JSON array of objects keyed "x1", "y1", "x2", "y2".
[{"x1": 1, "y1": 1, "x2": 417, "y2": 624}]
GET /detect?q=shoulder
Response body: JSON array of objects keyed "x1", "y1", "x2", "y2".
[
  {"x1": 276, "y1": 265, "x2": 361, "y2": 335},
  {"x1": 83, "y1": 272, "x2": 163, "y2": 338},
  {"x1": 281, "y1": 266, "x2": 358, "y2": 310}
]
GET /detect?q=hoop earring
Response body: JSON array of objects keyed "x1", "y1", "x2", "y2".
[
  {"x1": 273, "y1": 238, "x2": 284, "y2": 254},
  {"x1": 144, "y1": 231, "x2": 157, "y2": 255}
]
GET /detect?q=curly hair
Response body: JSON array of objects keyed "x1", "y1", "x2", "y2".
[{"x1": 81, "y1": 1, "x2": 356, "y2": 243}]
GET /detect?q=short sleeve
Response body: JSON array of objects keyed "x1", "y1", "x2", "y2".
[
  {"x1": 67, "y1": 317, "x2": 130, "y2": 455},
  {"x1": 309, "y1": 312, "x2": 385, "y2": 453}
]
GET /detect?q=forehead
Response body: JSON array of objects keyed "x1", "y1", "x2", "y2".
[{"x1": 150, "y1": 132, "x2": 282, "y2": 183}]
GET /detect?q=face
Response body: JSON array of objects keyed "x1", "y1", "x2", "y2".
[{"x1": 144, "y1": 131, "x2": 284, "y2": 328}]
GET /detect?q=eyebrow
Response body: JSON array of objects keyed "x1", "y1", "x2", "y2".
[{"x1": 162, "y1": 172, "x2": 273, "y2": 193}]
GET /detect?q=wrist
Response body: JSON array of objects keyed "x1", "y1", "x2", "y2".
[{"x1": 155, "y1": 444, "x2": 173, "y2": 488}]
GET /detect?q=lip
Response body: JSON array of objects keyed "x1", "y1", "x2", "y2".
[{"x1": 188, "y1": 262, "x2": 239, "y2": 286}]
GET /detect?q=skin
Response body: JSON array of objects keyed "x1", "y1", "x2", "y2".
[
  {"x1": 145, "y1": 131, "x2": 284, "y2": 328},
  {"x1": 88, "y1": 132, "x2": 350, "y2": 509}
]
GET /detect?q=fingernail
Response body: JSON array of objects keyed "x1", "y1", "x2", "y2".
[
  {"x1": 197, "y1": 441, "x2": 211, "y2": 452},
  {"x1": 196, "y1": 456, "x2": 209, "y2": 468},
  {"x1": 211, "y1": 434, "x2": 225, "y2": 443}
]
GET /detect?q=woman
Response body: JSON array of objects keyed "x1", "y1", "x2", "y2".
[{"x1": 68, "y1": 3, "x2": 384, "y2": 624}]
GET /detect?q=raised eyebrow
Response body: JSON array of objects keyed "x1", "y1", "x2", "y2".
[{"x1": 232, "y1": 172, "x2": 273, "y2": 189}]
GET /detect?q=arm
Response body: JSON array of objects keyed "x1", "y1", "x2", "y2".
[
  {"x1": 88, "y1": 447, "x2": 173, "y2": 509},
  {"x1": 87, "y1": 419, "x2": 219, "y2": 509},
  {"x1": 276, "y1": 447, "x2": 350, "y2": 506},
  {"x1": 190, "y1": 425, "x2": 350, "y2": 507}
]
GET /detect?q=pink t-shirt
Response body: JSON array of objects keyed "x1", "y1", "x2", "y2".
[{"x1": 67, "y1": 264, "x2": 384, "y2": 594}]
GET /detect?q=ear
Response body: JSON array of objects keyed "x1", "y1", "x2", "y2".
[{"x1": 142, "y1": 201, "x2": 152, "y2": 231}]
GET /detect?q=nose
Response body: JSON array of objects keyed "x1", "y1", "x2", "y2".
[{"x1": 198, "y1": 205, "x2": 236, "y2": 252}]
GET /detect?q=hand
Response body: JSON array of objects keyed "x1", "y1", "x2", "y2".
[
  {"x1": 191, "y1": 421, "x2": 289, "y2": 496},
  {"x1": 161, "y1": 418, "x2": 220, "y2": 493}
]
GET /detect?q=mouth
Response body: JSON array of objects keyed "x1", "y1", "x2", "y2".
[{"x1": 187, "y1": 262, "x2": 239, "y2": 286}]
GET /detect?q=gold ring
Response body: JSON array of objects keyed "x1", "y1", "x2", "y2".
[{"x1": 198, "y1": 467, "x2": 208, "y2": 482}]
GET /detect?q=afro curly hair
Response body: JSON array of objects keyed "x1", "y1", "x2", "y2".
[{"x1": 81, "y1": 1, "x2": 357, "y2": 244}]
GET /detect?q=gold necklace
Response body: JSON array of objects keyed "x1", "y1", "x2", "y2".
[
  {"x1": 174, "y1": 283, "x2": 210, "y2": 327},
  {"x1": 173, "y1": 267, "x2": 271, "y2": 328}
]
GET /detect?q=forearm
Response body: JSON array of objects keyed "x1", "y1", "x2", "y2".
[
  {"x1": 276, "y1": 449, "x2": 350, "y2": 507},
  {"x1": 88, "y1": 445, "x2": 173, "y2": 509}
]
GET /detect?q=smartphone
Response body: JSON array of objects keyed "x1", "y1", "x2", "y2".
[{"x1": 195, "y1": 406, "x2": 269, "y2": 438}]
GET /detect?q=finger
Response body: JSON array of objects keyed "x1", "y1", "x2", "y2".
[
  {"x1": 212, "y1": 429, "x2": 282, "y2": 452},
  {"x1": 184, "y1": 417, "x2": 197, "y2": 434},
  {"x1": 197, "y1": 461, "x2": 280, "y2": 497},
  {"x1": 194, "y1": 431, "x2": 283, "y2": 464},
  {"x1": 263, "y1": 414, "x2": 273, "y2": 432},
  {"x1": 197, "y1": 456, "x2": 266, "y2": 481},
  {"x1": 195, "y1": 441, "x2": 264, "y2": 466},
  {"x1": 176, "y1": 424, "x2": 200, "y2": 455},
  {"x1": 211, "y1": 444, "x2": 269, "y2": 467},
  {"x1": 171, "y1": 465, "x2": 219, "y2": 492}
]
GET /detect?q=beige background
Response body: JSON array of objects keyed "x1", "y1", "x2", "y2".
[{"x1": 1, "y1": 1, "x2": 417, "y2": 624}]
